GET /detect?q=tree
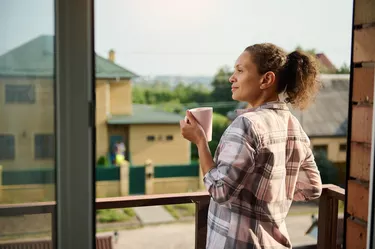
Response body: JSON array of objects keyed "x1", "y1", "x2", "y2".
[
  {"x1": 314, "y1": 151, "x2": 339, "y2": 185},
  {"x1": 210, "y1": 67, "x2": 236, "y2": 115},
  {"x1": 295, "y1": 45, "x2": 317, "y2": 56},
  {"x1": 132, "y1": 86, "x2": 146, "y2": 104},
  {"x1": 337, "y1": 63, "x2": 350, "y2": 74}
]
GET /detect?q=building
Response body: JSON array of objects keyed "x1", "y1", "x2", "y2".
[
  {"x1": 316, "y1": 53, "x2": 338, "y2": 73},
  {"x1": 0, "y1": 35, "x2": 190, "y2": 170}
]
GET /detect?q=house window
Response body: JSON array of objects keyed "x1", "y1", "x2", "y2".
[
  {"x1": 313, "y1": 145, "x2": 328, "y2": 156},
  {"x1": 5, "y1": 84, "x2": 35, "y2": 103},
  {"x1": 166, "y1": 135, "x2": 174, "y2": 141},
  {"x1": 339, "y1": 143, "x2": 347, "y2": 152},
  {"x1": 146, "y1": 135, "x2": 155, "y2": 141},
  {"x1": 35, "y1": 134, "x2": 54, "y2": 159},
  {"x1": 0, "y1": 135, "x2": 15, "y2": 160}
]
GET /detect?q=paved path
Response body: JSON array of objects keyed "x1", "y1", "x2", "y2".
[
  {"x1": 133, "y1": 206, "x2": 175, "y2": 225},
  {"x1": 100, "y1": 215, "x2": 317, "y2": 249}
]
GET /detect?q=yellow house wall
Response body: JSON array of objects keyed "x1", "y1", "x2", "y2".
[
  {"x1": 0, "y1": 78, "x2": 54, "y2": 170},
  {"x1": 153, "y1": 177, "x2": 199, "y2": 194},
  {"x1": 0, "y1": 181, "x2": 121, "y2": 204},
  {"x1": 129, "y1": 124, "x2": 190, "y2": 166},
  {"x1": 310, "y1": 137, "x2": 347, "y2": 163},
  {"x1": 96, "y1": 80, "x2": 110, "y2": 160},
  {"x1": 109, "y1": 80, "x2": 132, "y2": 115}
]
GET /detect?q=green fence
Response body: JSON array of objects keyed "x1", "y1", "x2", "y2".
[
  {"x1": 129, "y1": 166, "x2": 145, "y2": 195},
  {"x1": 2, "y1": 163, "x2": 199, "y2": 186},
  {"x1": 96, "y1": 166, "x2": 120, "y2": 181},
  {"x1": 154, "y1": 163, "x2": 199, "y2": 178},
  {"x1": 2, "y1": 168, "x2": 55, "y2": 185}
]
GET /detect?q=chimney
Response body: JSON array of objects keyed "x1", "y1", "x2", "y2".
[{"x1": 108, "y1": 49, "x2": 115, "y2": 62}]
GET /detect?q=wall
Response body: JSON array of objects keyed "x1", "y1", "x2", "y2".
[
  {"x1": 0, "y1": 78, "x2": 54, "y2": 170},
  {"x1": 0, "y1": 184, "x2": 54, "y2": 204},
  {"x1": 96, "y1": 80, "x2": 132, "y2": 160},
  {"x1": 153, "y1": 177, "x2": 199, "y2": 194},
  {"x1": 0, "y1": 181, "x2": 123, "y2": 204},
  {"x1": 96, "y1": 80, "x2": 110, "y2": 160},
  {"x1": 129, "y1": 124, "x2": 190, "y2": 166},
  {"x1": 310, "y1": 137, "x2": 347, "y2": 163},
  {"x1": 109, "y1": 80, "x2": 132, "y2": 115},
  {"x1": 345, "y1": 1, "x2": 375, "y2": 247}
]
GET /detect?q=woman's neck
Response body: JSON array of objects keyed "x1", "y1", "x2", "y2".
[{"x1": 248, "y1": 94, "x2": 280, "y2": 109}]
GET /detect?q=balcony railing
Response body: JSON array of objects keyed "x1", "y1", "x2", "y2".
[{"x1": 0, "y1": 184, "x2": 344, "y2": 249}]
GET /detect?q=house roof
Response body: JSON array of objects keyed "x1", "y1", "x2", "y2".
[
  {"x1": 107, "y1": 104, "x2": 184, "y2": 125},
  {"x1": 0, "y1": 35, "x2": 138, "y2": 79},
  {"x1": 316, "y1": 53, "x2": 337, "y2": 73},
  {"x1": 228, "y1": 74, "x2": 350, "y2": 137}
]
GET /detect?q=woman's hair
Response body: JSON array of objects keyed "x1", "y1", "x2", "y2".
[{"x1": 245, "y1": 43, "x2": 320, "y2": 110}]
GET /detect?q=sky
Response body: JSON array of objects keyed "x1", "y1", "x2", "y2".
[{"x1": 0, "y1": 0, "x2": 354, "y2": 77}]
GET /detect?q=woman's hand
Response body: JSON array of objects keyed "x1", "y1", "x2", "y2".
[{"x1": 180, "y1": 110, "x2": 207, "y2": 145}]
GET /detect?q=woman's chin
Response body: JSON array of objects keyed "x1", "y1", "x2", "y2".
[{"x1": 232, "y1": 93, "x2": 242, "y2": 102}]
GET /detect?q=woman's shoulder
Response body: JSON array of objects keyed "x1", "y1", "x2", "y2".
[{"x1": 227, "y1": 115, "x2": 260, "y2": 145}]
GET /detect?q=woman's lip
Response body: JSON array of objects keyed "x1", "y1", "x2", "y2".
[{"x1": 231, "y1": 87, "x2": 238, "y2": 91}]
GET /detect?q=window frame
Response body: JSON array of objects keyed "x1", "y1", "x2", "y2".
[
  {"x1": 55, "y1": 0, "x2": 95, "y2": 248},
  {"x1": 34, "y1": 133, "x2": 55, "y2": 159},
  {"x1": 5, "y1": 84, "x2": 36, "y2": 104},
  {"x1": 0, "y1": 133, "x2": 16, "y2": 160}
]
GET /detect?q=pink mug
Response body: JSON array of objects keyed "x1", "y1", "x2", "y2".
[{"x1": 185, "y1": 107, "x2": 213, "y2": 142}]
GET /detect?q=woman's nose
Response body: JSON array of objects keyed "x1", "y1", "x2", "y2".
[{"x1": 229, "y1": 74, "x2": 235, "y2": 83}]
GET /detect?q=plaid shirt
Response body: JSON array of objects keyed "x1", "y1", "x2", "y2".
[{"x1": 203, "y1": 101, "x2": 322, "y2": 249}]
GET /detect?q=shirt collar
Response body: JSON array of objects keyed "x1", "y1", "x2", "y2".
[{"x1": 235, "y1": 101, "x2": 289, "y2": 115}]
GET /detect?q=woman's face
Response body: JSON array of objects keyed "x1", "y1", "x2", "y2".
[{"x1": 229, "y1": 51, "x2": 263, "y2": 104}]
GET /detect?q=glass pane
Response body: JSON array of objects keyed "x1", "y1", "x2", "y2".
[
  {"x1": 94, "y1": 0, "x2": 351, "y2": 248},
  {"x1": 0, "y1": 0, "x2": 55, "y2": 246}
]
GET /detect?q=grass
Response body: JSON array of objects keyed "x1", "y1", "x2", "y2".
[
  {"x1": 164, "y1": 204, "x2": 195, "y2": 219},
  {"x1": 96, "y1": 208, "x2": 136, "y2": 223}
]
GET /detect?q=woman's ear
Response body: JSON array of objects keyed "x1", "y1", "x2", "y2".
[{"x1": 260, "y1": 71, "x2": 276, "y2": 89}]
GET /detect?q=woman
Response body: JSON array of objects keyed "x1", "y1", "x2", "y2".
[{"x1": 180, "y1": 43, "x2": 322, "y2": 249}]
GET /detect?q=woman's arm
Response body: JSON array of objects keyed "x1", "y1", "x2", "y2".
[
  {"x1": 293, "y1": 146, "x2": 322, "y2": 201},
  {"x1": 201, "y1": 116, "x2": 257, "y2": 205},
  {"x1": 180, "y1": 112, "x2": 257, "y2": 205}
]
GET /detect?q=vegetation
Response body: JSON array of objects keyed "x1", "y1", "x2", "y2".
[
  {"x1": 164, "y1": 204, "x2": 195, "y2": 219},
  {"x1": 96, "y1": 208, "x2": 136, "y2": 223},
  {"x1": 97, "y1": 156, "x2": 110, "y2": 167},
  {"x1": 314, "y1": 150, "x2": 339, "y2": 185}
]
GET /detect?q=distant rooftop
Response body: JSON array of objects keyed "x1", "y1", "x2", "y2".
[
  {"x1": 108, "y1": 104, "x2": 183, "y2": 125},
  {"x1": 0, "y1": 35, "x2": 138, "y2": 79}
]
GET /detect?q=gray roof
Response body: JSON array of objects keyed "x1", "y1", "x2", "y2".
[
  {"x1": 228, "y1": 74, "x2": 350, "y2": 137},
  {"x1": 108, "y1": 104, "x2": 184, "y2": 125},
  {"x1": 0, "y1": 35, "x2": 138, "y2": 79}
]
